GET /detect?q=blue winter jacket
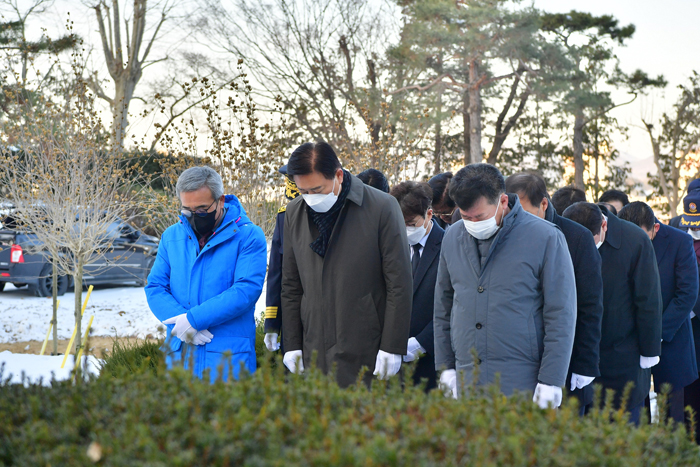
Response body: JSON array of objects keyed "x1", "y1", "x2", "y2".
[{"x1": 145, "y1": 195, "x2": 267, "y2": 382}]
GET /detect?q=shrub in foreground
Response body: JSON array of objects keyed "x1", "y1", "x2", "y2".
[{"x1": 0, "y1": 342, "x2": 698, "y2": 466}]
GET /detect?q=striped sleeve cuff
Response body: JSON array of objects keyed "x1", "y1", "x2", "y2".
[{"x1": 265, "y1": 306, "x2": 278, "y2": 319}]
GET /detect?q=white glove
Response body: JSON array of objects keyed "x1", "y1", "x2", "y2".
[
  {"x1": 283, "y1": 350, "x2": 304, "y2": 374},
  {"x1": 533, "y1": 383, "x2": 562, "y2": 409},
  {"x1": 264, "y1": 333, "x2": 280, "y2": 352},
  {"x1": 640, "y1": 355, "x2": 660, "y2": 369},
  {"x1": 403, "y1": 337, "x2": 426, "y2": 362},
  {"x1": 163, "y1": 313, "x2": 201, "y2": 344},
  {"x1": 570, "y1": 373, "x2": 595, "y2": 391},
  {"x1": 372, "y1": 350, "x2": 402, "y2": 379},
  {"x1": 191, "y1": 329, "x2": 213, "y2": 346},
  {"x1": 439, "y1": 369, "x2": 458, "y2": 399}
]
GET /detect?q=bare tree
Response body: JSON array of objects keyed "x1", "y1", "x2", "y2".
[{"x1": 88, "y1": 0, "x2": 173, "y2": 149}]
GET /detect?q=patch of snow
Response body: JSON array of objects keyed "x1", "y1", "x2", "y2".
[{"x1": 0, "y1": 350, "x2": 100, "y2": 386}]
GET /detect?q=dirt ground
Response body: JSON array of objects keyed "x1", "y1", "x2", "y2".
[{"x1": 0, "y1": 336, "x2": 157, "y2": 356}]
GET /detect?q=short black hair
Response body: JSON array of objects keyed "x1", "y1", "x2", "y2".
[
  {"x1": 428, "y1": 172, "x2": 455, "y2": 211},
  {"x1": 390, "y1": 181, "x2": 433, "y2": 219},
  {"x1": 599, "y1": 189, "x2": 630, "y2": 207},
  {"x1": 505, "y1": 172, "x2": 549, "y2": 207},
  {"x1": 286, "y1": 141, "x2": 341, "y2": 180},
  {"x1": 597, "y1": 202, "x2": 617, "y2": 216},
  {"x1": 357, "y1": 168, "x2": 390, "y2": 193},
  {"x1": 449, "y1": 163, "x2": 505, "y2": 211},
  {"x1": 618, "y1": 201, "x2": 656, "y2": 231},
  {"x1": 551, "y1": 186, "x2": 587, "y2": 216},
  {"x1": 562, "y1": 202, "x2": 603, "y2": 236}
]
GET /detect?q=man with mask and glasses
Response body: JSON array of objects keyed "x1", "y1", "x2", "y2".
[
  {"x1": 390, "y1": 180, "x2": 444, "y2": 390},
  {"x1": 434, "y1": 163, "x2": 576, "y2": 408},
  {"x1": 145, "y1": 166, "x2": 268, "y2": 382},
  {"x1": 281, "y1": 141, "x2": 412, "y2": 387}
]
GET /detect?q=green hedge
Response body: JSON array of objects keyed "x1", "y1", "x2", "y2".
[{"x1": 0, "y1": 342, "x2": 698, "y2": 466}]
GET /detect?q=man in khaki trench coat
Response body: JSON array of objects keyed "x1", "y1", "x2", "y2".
[{"x1": 281, "y1": 141, "x2": 413, "y2": 388}]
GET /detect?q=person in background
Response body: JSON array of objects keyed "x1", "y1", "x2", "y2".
[
  {"x1": 563, "y1": 202, "x2": 662, "y2": 423},
  {"x1": 618, "y1": 201, "x2": 699, "y2": 424},
  {"x1": 357, "y1": 168, "x2": 390, "y2": 193},
  {"x1": 428, "y1": 172, "x2": 457, "y2": 229},
  {"x1": 506, "y1": 173, "x2": 604, "y2": 415},
  {"x1": 146, "y1": 166, "x2": 268, "y2": 382},
  {"x1": 598, "y1": 189, "x2": 630, "y2": 214},
  {"x1": 671, "y1": 179, "x2": 700, "y2": 231},
  {"x1": 551, "y1": 186, "x2": 587, "y2": 216},
  {"x1": 675, "y1": 190, "x2": 700, "y2": 440},
  {"x1": 281, "y1": 141, "x2": 413, "y2": 387},
  {"x1": 263, "y1": 164, "x2": 300, "y2": 353},
  {"x1": 390, "y1": 181, "x2": 444, "y2": 390},
  {"x1": 597, "y1": 202, "x2": 618, "y2": 216},
  {"x1": 434, "y1": 164, "x2": 576, "y2": 409}
]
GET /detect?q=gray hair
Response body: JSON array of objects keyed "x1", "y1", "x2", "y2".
[{"x1": 176, "y1": 166, "x2": 224, "y2": 200}]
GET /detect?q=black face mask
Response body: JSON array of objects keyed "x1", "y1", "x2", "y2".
[{"x1": 188, "y1": 201, "x2": 219, "y2": 238}]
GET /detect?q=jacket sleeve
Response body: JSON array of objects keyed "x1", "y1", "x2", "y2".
[
  {"x1": 569, "y1": 232, "x2": 604, "y2": 377},
  {"x1": 145, "y1": 231, "x2": 189, "y2": 322},
  {"x1": 662, "y1": 233, "x2": 699, "y2": 342},
  {"x1": 633, "y1": 236, "x2": 663, "y2": 357},
  {"x1": 264, "y1": 213, "x2": 284, "y2": 333},
  {"x1": 185, "y1": 226, "x2": 267, "y2": 331},
  {"x1": 378, "y1": 197, "x2": 413, "y2": 355},
  {"x1": 281, "y1": 210, "x2": 304, "y2": 352},
  {"x1": 433, "y1": 247, "x2": 455, "y2": 370},
  {"x1": 537, "y1": 230, "x2": 577, "y2": 387},
  {"x1": 415, "y1": 314, "x2": 435, "y2": 357}
]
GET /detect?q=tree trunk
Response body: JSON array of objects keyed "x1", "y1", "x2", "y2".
[
  {"x1": 52, "y1": 262, "x2": 58, "y2": 355},
  {"x1": 468, "y1": 60, "x2": 482, "y2": 165},
  {"x1": 73, "y1": 261, "x2": 84, "y2": 359},
  {"x1": 462, "y1": 91, "x2": 470, "y2": 167},
  {"x1": 434, "y1": 89, "x2": 443, "y2": 175},
  {"x1": 112, "y1": 78, "x2": 138, "y2": 149},
  {"x1": 573, "y1": 111, "x2": 586, "y2": 190},
  {"x1": 593, "y1": 122, "x2": 600, "y2": 200}
]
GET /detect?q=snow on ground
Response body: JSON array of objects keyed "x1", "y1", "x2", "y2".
[
  {"x1": 0, "y1": 351, "x2": 100, "y2": 386},
  {"x1": 0, "y1": 279, "x2": 268, "y2": 343}
]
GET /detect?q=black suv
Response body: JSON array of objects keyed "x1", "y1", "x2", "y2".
[{"x1": 0, "y1": 218, "x2": 159, "y2": 297}]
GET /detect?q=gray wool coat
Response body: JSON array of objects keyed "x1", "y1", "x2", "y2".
[
  {"x1": 434, "y1": 196, "x2": 577, "y2": 395},
  {"x1": 281, "y1": 174, "x2": 413, "y2": 388}
]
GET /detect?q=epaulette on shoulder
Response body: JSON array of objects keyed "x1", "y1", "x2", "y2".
[{"x1": 278, "y1": 205, "x2": 287, "y2": 214}]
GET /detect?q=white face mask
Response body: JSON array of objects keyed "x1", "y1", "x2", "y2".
[
  {"x1": 302, "y1": 177, "x2": 338, "y2": 213},
  {"x1": 596, "y1": 240, "x2": 603, "y2": 249},
  {"x1": 463, "y1": 202, "x2": 502, "y2": 240},
  {"x1": 406, "y1": 218, "x2": 428, "y2": 245},
  {"x1": 689, "y1": 229, "x2": 700, "y2": 240},
  {"x1": 596, "y1": 215, "x2": 608, "y2": 249}
]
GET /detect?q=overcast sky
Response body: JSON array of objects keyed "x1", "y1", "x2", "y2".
[{"x1": 533, "y1": 0, "x2": 700, "y2": 178}]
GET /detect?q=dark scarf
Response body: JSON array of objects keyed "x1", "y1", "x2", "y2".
[{"x1": 308, "y1": 170, "x2": 351, "y2": 257}]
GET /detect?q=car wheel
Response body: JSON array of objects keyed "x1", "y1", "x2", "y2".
[
  {"x1": 137, "y1": 258, "x2": 155, "y2": 287},
  {"x1": 0, "y1": 282, "x2": 4, "y2": 292},
  {"x1": 33, "y1": 264, "x2": 69, "y2": 297}
]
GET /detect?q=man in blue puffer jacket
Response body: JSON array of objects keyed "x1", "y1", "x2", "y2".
[{"x1": 145, "y1": 166, "x2": 268, "y2": 382}]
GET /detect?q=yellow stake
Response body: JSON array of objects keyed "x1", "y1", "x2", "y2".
[
  {"x1": 39, "y1": 300, "x2": 59, "y2": 356},
  {"x1": 75, "y1": 315, "x2": 95, "y2": 365},
  {"x1": 60, "y1": 285, "x2": 94, "y2": 369}
]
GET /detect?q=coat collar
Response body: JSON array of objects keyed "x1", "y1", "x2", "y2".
[
  {"x1": 599, "y1": 205, "x2": 622, "y2": 250},
  {"x1": 345, "y1": 173, "x2": 365, "y2": 207},
  {"x1": 413, "y1": 221, "x2": 444, "y2": 293},
  {"x1": 653, "y1": 221, "x2": 671, "y2": 263}
]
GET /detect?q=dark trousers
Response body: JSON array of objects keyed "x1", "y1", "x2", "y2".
[
  {"x1": 628, "y1": 402, "x2": 643, "y2": 425},
  {"x1": 685, "y1": 377, "x2": 700, "y2": 442},
  {"x1": 645, "y1": 386, "x2": 685, "y2": 425}
]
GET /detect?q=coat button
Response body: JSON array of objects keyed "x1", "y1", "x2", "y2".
[
  {"x1": 477, "y1": 286, "x2": 484, "y2": 293},
  {"x1": 476, "y1": 323, "x2": 483, "y2": 329},
  {"x1": 476, "y1": 358, "x2": 482, "y2": 365}
]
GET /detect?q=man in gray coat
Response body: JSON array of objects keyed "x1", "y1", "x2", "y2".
[
  {"x1": 434, "y1": 164, "x2": 577, "y2": 408},
  {"x1": 281, "y1": 142, "x2": 413, "y2": 388}
]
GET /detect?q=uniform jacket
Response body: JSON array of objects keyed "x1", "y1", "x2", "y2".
[
  {"x1": 146, "y1": 195, "x2": 268, "y2": 382},
  {"x1": 281, "y1": 174, "x2": 413, "y2": 388},
  {"x1": 264, "y1": 209, "x2": 285, "y2": 333},
  {"x1": 652, "y1": 223, "x2": 699, "y2": 390},
  {"x1": 545, "y1": 204, "x2": 604, "y2": 405},
  {"x1": 409, "y1": 222, "x2": 444, "y2": 389},
  {"x1": 597, "y1": 206, "x2": 663, "y2": 409},
  {"x1": 434, "y1": 196, "x2": 577, "y2": 395}
]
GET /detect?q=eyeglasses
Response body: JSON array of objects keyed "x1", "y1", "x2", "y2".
[
  {"x1": 181, "y1": 199, "x2": 218, "y2": 218},
  {"x1": 434, "y1": 207, "x2": 456, "y2": 219}
]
